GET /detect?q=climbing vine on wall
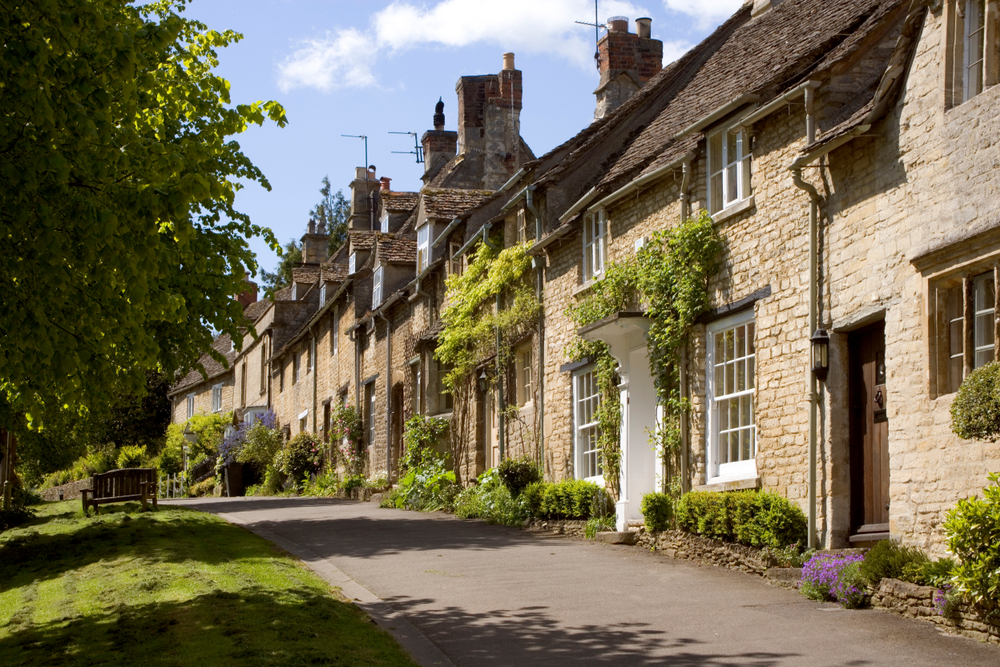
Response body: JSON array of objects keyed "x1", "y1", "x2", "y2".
[
  {"x1": 435, "y1": 238, "x2": 542, "y2": 480},
  {"x1": 567, "y1": 211, "x2": 723, "y2": 498}
]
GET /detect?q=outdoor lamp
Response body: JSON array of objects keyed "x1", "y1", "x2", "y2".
[
  {"x1": 477, "y1": 368, "x2": 492, "y2": 394},
  {"x1": 811, "y1": 329, "x2": 830, "y2": 378}
]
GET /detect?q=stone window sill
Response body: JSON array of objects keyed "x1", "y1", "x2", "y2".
[
  {"x1": 573, "y1": 278, "x2": 600, "y2": 297},
  {"x1": 694, "y1": 475, "x2": 761, "y2": 493},
  {"x1": 711, "y1": 195, "x2": 755, "y2": 225}
]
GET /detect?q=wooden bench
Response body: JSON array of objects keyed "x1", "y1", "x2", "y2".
[{"x1": 81, "y1": 468, "x2": 158, "y2": 515}]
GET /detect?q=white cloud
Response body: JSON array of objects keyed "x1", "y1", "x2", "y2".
[
  {"x1": 662, "y1": 0, "x2": 745, "y2": 27},
  {"x1": 278, "y1": 0, "x2": 655, "y2": 92}
]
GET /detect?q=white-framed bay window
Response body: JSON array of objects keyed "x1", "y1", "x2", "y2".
[
  {"x1": 583, "y1": 209, "x2": 607, "y2": 282},
  {"x1": 573, "y1": 366, "x2": 603, "y2": 483},
  {"x1": 708, "y1": 128, "x2": 752, "y2": 214},
  {"x1": 417, "y1": 224, "x2": 430, "y2": 273},
  {"x1": 706, "y1": 310, "x2": 756, "y2": 482}
]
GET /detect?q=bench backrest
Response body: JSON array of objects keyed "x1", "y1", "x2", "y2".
[{"x1": 91, "y1": 468, "x2": 157, "y2": 500}]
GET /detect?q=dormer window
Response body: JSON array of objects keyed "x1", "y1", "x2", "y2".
[
  {"x1": 291, "y1": 282, "x2": 298, "y2": 300},
  {"x1": 708, "y1": 128, "x2": 752, "y2": 214},
  {"x1": 379, "y1": 211, "x2": 389, "y2": 233},
  {"x1": 349, "y1": 252, "x2": 357, "y2": 275},
  {"x1": 516, "y1": 208, "x2": 528, "y2": 245},
  {"x1": 417, "y1": 225, "x2": 430, "y2": 273},
  {"x1": 373, "y1": 266, "x2": 384, "y2": 308},
  {"x1": 448, "y1": 240, "x2": 463, "y2": 277},
  {"x1": 320, "y1": 283, "x2": 327, "y2": 304}
]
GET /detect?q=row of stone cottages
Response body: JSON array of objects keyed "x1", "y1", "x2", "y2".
[{"x1": 171, "y1": 0, "x2": 1000, "y2": 554}]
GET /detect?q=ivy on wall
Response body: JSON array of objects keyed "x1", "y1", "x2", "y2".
[
  {"x1": 567, "y1": 211, "x2": 723, "y2": 498},
  {"x1": 435, "y1": 237, "x2": 542, "y2": 480}
]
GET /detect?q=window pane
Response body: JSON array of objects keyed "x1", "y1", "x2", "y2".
[
  {"x1": 726, "y1": 132, "x2": 738, "y2": 165},
  {"x1": 727, "y1": 164, "x2": 738, "y2": 203},
  {"x1": 737, "y1": 359, "x2": 746, "y2": 392},
  {"x1": 747, "y1": 356, "x2": 755, "y2": 389},
  {"x1": 741, "y1": 394, "x2": 752, "y2": 428},
  {"x1": 711, "y1": 173, "x2": 723, "y2": 213},
  {"x1": 741, "y1": 428, "x2": 751, "y2": 462},
  {"x1": 709, "y1": 134, "x2": 723, "y2": 173},
  {"x1": 719, "y1": 400, "x2": 729, "y2": 432},
  {"x1": 724, "y1": 329, "x2": 734, "y2": 361},
  {"x1": 747, "y1": 322, "x2": 755, "y2": 353}
]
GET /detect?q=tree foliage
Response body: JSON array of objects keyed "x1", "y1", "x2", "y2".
[
  {"x1": 310, "y1": 176, "x2": 350, "y2": 256},
  {"x1": 0, "y1": 0, "x2": 286, "y2": 430},
  {"x1": 258, "y1": 238, "x2": 302, "y2": 294}
]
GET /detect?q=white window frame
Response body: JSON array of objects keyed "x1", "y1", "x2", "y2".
[
  {"x1": 516, "y1": 208, "x2": 528, "y2": 245},
  {"x1": 973, "y1": 271, "x2": 996, "y2": 368},
  {"x1": 211, "y1": 384, "x2": 223, "y2": 413},
  {"x1": 373, "y1": 266, "x2": 384, "y2": 308},
  {"x1": 448, "y1": 240, "x2": 463, "y2": 277},
  {"x1": 309, "y1": 337, "x2": 316, "y2": 375},
  {"x1": 186, "y1": 393, "x2": 195, "y2": 419},
  {"x1": 582, "y1": 209, "x2": 607, "y2": 283},
  {"x1": 417, "y1": 225, "x2": 430, "y2": 273},
  {"x1": 320, "y1": 282, "x2": 327, "y2": 304},
  {"x1": 349, "y1": 252, "x2": 357, "y2": 275},
  {"x1": 708, "y1": 128, "x2": 752, "y2": 214},
  {"x1": 379, "y1": 210, "x2": 389, "y2": 233},
  {"x1": 706, "y1": 310, "x2": 757, "y2": 484},
  {"x1": 964, "y1": 0, "x2": 988, "y2": 102},
  {"x1": 573, "y1": 366, "x2": 603, "y2": 484},
  {"x1": 293, "y1": 349, "x2": 301, "y2": 384},
  {"x1": 515, "y1": 344, "x2": 533, "y2": 407}
]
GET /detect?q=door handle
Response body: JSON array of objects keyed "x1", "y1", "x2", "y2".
[{"x1": 874, "y1": 388, "x2": 883, "y2": 407}]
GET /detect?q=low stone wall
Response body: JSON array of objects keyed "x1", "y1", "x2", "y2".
[
  {"x1": 40, "y1": 479, "x2": 91, "y2": 502},
  {"x1": 637, "y1": 529, "x2": 778, "y2": 575},
  {"x1": 525, "y1": 518, "x2": 588, "y2": 538},
  {"x1": 871, "y1": 578, "x2": 1000, "y2": 644}
]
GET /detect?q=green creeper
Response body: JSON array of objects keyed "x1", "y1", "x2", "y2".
[{"x1": 0, "y1": 0, "x2": 287, "y2": 429}]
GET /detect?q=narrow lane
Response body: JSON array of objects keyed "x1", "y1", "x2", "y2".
[{"x1": 177, "y1": 497, "x2": 999, "y2": 667}]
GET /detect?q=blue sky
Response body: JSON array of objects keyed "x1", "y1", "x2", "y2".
[{"x1": 183, "y1": 0, "x2": 745, "y2": 276}]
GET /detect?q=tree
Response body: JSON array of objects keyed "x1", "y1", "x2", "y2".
[
  {"x1": 258, "y1": 239, "x2": 302, "y2": 293},
  {"x1": 0, "y1": 0, "x2": 286, "y2": 429},
  {"x1": 309, "y1": 176, "x2": 350, "y2": 256}
]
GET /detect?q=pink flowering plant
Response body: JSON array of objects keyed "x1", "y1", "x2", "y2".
[
  {"x1": 330, "y1": 403, "x2": 365, "y2": 478},
  {"x1": 280, "y1": 433, "x2": 324, "y2": 486},
  {"x1": 800, "y1": 552, "x2": 868, "y2": 608}
]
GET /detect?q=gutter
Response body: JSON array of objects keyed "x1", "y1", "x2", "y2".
[
  {"x1": 729, "y1": 81, "x2": 821, "y2": 133},
  {"x1": 558, "y1": 187, "x2": 599, "y2": 225},
  {"x1": 675, "y1": 93, "x2": 759, "y2": 140},
  {"x1": 499, "y1": 167, "x2": 526, "y2": 192},
  {"x1": 432, "y1": 217, "x2": 462, "y2": 248},
  {"x1": 591, "y1": 152, "x2": 695, "y2": 212},
  {"x1": 453, "y1": 222, "x2": 494, "y2": 259}
]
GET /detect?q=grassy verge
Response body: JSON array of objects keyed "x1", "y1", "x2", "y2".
[{"x1": 0, "y1": 501, "x2": 418, "y2": 667}]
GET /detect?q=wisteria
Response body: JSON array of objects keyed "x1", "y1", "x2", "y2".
[{"x1": 219, "y1": 409, "x2": 278, "y2": 466}]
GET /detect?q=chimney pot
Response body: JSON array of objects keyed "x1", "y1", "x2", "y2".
[
  {"x1": 380, "y1": 176, "x2": 391, "y2": 192},
  {"x1": 308, "y1": 217, "x2": 316, "y2": 234},
  {"x1": 503, "y1": 52, "x2": 515, "y2": 71},
  {"x1": 608, "y1": 16, "x2": 629, "y2": 33},
  {"x1": 636, "y1": 17, "x2": 651, "y2": 39},
  {"x1": 433, "y1": 97, "x2": 445, "y2": 130}
]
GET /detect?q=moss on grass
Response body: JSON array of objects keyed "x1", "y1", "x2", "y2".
[{"x1": 0, "y1": 501, "x2": 418, "y2": 666}]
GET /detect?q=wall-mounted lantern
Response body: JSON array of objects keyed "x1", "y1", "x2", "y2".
[{"x1": 811, "y1": 329, "x2": 830, "y2": 378}]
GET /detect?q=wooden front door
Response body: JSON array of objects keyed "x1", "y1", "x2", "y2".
[{"x1": 849, "y1": 321, "x2": 890, "y2": 536}]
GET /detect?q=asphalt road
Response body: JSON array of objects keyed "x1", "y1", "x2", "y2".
[{"x1": 175, "y1": 496, "x2": 1000, "y2": 667}]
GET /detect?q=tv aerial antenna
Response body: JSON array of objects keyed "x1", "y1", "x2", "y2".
[
  {"x1": 342, "y1": 134, "x2": 377, "y2": 227},
  {"x1": 389, "y1": 131, "x2": 424, "y2": 164},
  {"x1": 575, "y1": 0, "x2": 606, "y2": 70}
]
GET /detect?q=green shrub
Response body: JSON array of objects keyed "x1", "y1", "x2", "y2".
[
  {"x1": 900, "y1": 558, "x2": 956, "y2": 587},
  {"x1": 453, "y1": 471, "x2": 527, "y2": 526},
  {"x1": 763, "y1": 543, "x2": 815, "y2": 568},
  {"x1": 237, "y1": 421, "x2": 284, "y2": 474},
  {"x1": 401, "y1": 415, "x2": 449, "y2": 470},
  {"x1": 496, "y1": 456, "x2": 541, "y2": 497},
  {"x1": 675, "y1": 490, "x2": 807, "y2": 549},
  {"x1": 951, "y1": 362, "x2": 1000, "y2": 441},
  {"x1": 832, "y1": 561, "x2": 869, "y2": 609},
  {"x1": 522, "y1": 480, "x2": 601, "y2": 520},
  {"x1": 42, "y1": 449, "x2": 117, "y2": 488},
  {"x1": 0, "y1": 485, "x2": 37, "y2": 532},
  {"x1": 943, "y1": 471, "x2": 1000, "y2": 612},
  {"x1": 303, "y1": 470, "x2": 341, "y2": 497},
  {"x1": 163, "y1": 412, "x2": 231, "y2": 463},
  {"x1": 389, "y1": 448, "x2": 456, "y2": 512},
  {"x1": 640, "y1": 492, "x2": 673, "y2": 532},
  {"x1": 116, "y1": 444, "x2": 148, "y2": 469},
  {"x1": 279, "y1": 433, "x2": 323, "y2": 484},
  {"x1": 188, "y1": 476, "x2": 217, "y2": 498},
  {"x1": 858, "y1": 539, "x2": 929, "y2": 588}
]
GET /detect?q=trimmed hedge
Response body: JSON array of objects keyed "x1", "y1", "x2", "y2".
[
  {"x1": 496, "y1": 456, "x2": 541, "y2": 497},
  {"x1": 640, "y1": 492, "x2": 673, "y2": 532},
  {"x1": 523, "y1": 480, "x2": 601, "y2": 520},
  {"x1": 675, "y1": 490, "x2": 807, "y2": 549}
]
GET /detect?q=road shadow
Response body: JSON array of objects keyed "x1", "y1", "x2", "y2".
[{"x1": 383, "y1": 594, "x2": 812, "y2": 666}]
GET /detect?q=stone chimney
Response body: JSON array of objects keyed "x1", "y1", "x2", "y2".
[
  {"x1": 301, "y1": 217, "x2": 330, "y2": 264},
  {"x1": 235, "y1": 273, "x2": 258, "y2": 308},
  {"x1": 456, "y1": 53, "x2": 524, "y2": 189},
  {"x1": 594, "y1": 17, "x2": 663, "y2": 119},
  {"x1": 348, "y1": 166, "x2": 378, "y2": 230},
  {"x1": 750, "y1": 0, "x2": 783, "y2": 16},
  {"x1": 421, "y1": 98, "x2": 458, "y2": 184}
]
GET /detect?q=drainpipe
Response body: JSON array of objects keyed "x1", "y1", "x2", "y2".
[
  {"x1": 526, "y1": 186, "x2": 545, "y2": 471},
  {"x1": 791, "y1": 83, "x2": 821, "y2": 550},
  {"x1": 311, "y1": 326, "x2": 318, "y2": 433},
  {"x1": 679, "y1": 157, "x2": 693, "y2": 223},
  {"x1": 349, "y1": 323, "x2": 361, "y2": 409},
  {"x1": 377, "y1": 302, "x2": 396, "y2": 476},
  {"x1": 481, "y1": 231, "x2": 505, "y2": 460}
]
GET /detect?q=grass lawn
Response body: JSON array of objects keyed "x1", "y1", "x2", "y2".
[{"x1": 0, "y1": 501, "x2": 419, "y2": 667}]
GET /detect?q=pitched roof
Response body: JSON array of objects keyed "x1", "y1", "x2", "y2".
[
  {"x1": 321, "y1": 263, "x2": 349, "y2": 282},
  {"x1": 421, "y1": 188, "x2": 495, "y2": 220},
  {"x1": 378, "y1": 238, "x2": 417, "y2": 264},
  {"x1": 291, "y1": 266, "x2": 320, "y2": 284},
  {"x1": 348, "y1": 230, "x2": 378, "y2": 251},
  {"x1": 242, "y1": 298, "x2": 271, "y2": 325},
  {"x1": 169, "y1": 332, "x2": 236, "y2": 396},
  {"x1": 382, "y1": 191, "x2": 419, "y2": 212}
]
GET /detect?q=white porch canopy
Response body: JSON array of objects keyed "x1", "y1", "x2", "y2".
[{"x1": 579, "y1": 312, "x2": 657, "y2": 532}]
